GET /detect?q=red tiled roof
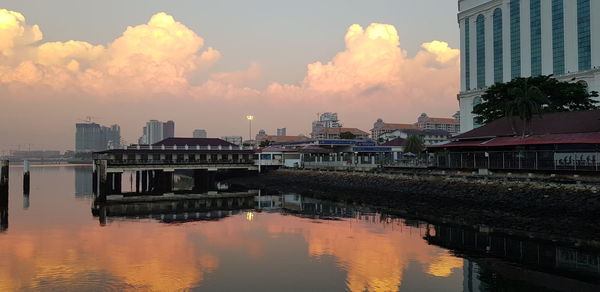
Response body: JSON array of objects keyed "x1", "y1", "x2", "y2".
[
  {"x1": 259, "y1": 135, "x2": 310, "y2": 143},
  {"x1": 424, "y1": 118, "x2": 459, "y2": 125},
  {"x1": 317, "y1": 127, "x2": 369, "y2": 135},
  {"x1": 429, "y1": 132, "x2": 600, "y2": 148},
  {"x1": 374, "y1": 123, "x2": 421, "y2": 131},
  {"x1": 455, "y1": 110, "x2": 600, "y2": 139},
  {"x1": 258, "y1": 146, "x2": 300, "y2": 153},
  {"x1": 381, "y1": 137, "x2": 406, "y2": 146},
  {"x1": 153, "y1": 137, "x2": 236, "y2": 147}
]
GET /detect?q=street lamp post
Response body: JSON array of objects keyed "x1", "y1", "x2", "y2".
[{"x1": 246, "y1": 115, "x2": 254, "y2": 143}]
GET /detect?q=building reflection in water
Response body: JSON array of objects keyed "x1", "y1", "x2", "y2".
[
  {"x1": 428, "y1": 224, "x2": 600, "y2": 292},
  {"x1": 74, "y1": 166, "x2": 93, "y2": 197}
]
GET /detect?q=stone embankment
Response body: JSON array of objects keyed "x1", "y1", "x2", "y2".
[{"x1": 227, "y1": 169, "x2": 600, "y2": 246}]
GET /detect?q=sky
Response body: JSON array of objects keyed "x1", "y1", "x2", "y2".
[{"x1": 0, "y1": 0, "x2": 460, "y2": 151}]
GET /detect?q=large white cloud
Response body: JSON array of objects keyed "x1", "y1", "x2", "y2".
[{"x1": 0, "y1": 10, "x2": 221, "y2": 96}]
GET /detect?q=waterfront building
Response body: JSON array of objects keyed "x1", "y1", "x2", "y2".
[
  {"x1": 193, "y1": 129, "x2": 207, "y2": 138},
  {"x1": 277, "y1": 128, "x2": 287, "y2": 136},
  {"x1": 458, "y1": 0, "x2": 600, "y2": 132},
  {"x1": 221, "y1": 136, "x2": 243, "y2": 146},
  {"x1": 313, "y1": 127, "x2": 370, "y2": 140},
  {"x1": 429, "y1": 109, "x2": 600, "y2": 171},
  {"x1": 416, "y1": 113, "x2": 460, "y2": 135},
  {"x1": 311, "y1": 112, "x2": 342, "y2": 138},
  {"x1": 371, "y1": 119, "x2": 421, "y2": 141},
  {"x1": 75, "y1": 123, "x2": 121, "y2": 152}
]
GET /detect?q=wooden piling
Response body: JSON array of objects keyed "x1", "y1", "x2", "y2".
[
  {"x1": 97, "y1": 160, "x2": 108, "y2": 202},
  {"x1": 23, "y1": 160, "x2": 30, "y2": 194},
  {"x1": 0, "y1": 160, "x2": 8, "y2": 232},
  {"x1": 0, "y1": 160, "x2": 8, "y2": 190}
]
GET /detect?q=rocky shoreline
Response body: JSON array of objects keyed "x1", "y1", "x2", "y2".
[{"x1": 226, "y1": 169, "x2": 600, "y2": 247}]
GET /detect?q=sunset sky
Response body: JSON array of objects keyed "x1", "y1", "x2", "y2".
[{"x1": 0, "y1": 0, "x2": 460, "y2": 151}]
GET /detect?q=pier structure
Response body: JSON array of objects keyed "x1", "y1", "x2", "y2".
[{"x1": 92, "y1": 138, "x2": 257, "y2": 201}]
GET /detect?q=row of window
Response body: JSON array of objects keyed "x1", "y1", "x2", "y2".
[{"x1": 464, "y1": 0, "x2": 592, "y2": 90}]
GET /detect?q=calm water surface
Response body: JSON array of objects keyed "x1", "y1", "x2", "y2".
[{"x1": 0, "y1": 165, "x2": 599, "y2": 291}]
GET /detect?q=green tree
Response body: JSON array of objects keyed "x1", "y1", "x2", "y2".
[
  {"x1": 339, "y1": 131, "x2": 356, "y2": 139},
  {"x1": 473, "y1": 75, "x2": 598, "y2": 125},
  {"x1": 403, "y1": 135, "x2": 424, "y2": 154},
  {"x1": 259, "y1": 140, "x2": 273, "y2": 148},
  {"x1": 504, "y1": 81, "x2": 547, "y2": 137}
]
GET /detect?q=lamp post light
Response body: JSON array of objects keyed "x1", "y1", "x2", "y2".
[{"x1": 246, "y1": 115, "x2": 254, "y2": 143}]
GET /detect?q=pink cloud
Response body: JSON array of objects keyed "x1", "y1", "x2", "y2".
[{"x1": 0, "y1": 10, "x2": 459, "y2": 149}]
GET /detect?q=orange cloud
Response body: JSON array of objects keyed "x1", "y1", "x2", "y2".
[
  {"x1": 0, "y1": 10, "x2": 220, "y2": 96},
  {"x1": 265, "y1": 23, "x2": 459, "y2": 111}
]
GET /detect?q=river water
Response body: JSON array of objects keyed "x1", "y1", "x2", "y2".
[{"x1": 0, "y1": 165, "x2": 599, "y2": 291}]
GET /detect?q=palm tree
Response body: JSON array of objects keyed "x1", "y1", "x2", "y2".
[
  {"x1": 504, "y1": 81, "x2": 548, "y2": 138},
  {"x1": 403, "y1": 135, "x2": 424, "y2": 155}
]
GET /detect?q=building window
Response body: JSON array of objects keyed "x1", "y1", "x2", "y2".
[
  {"x1": 510, "y1": 0, "x2": 521, "y2": 79},
  {"x1": 530, "y1": 0, "x2": 542, "y2": 76},
  {"x1": 577, "y1": 0, "x2": 591, "y2": 71},
  {"x1": 465, "y1": 17, "x2": 471, "y2": 90},
  {"x1": 476, "y1": 14, "x2": 486, "y2": 89},
  {"x1": 552, "y1": 0, "x2": 565, "y2": 75},
  {"x1": 493, "y1": 8, "x2": 503, "y2": 83}
]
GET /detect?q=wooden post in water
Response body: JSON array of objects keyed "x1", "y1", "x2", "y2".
[
  {"x1": 23, "y1": 160, "x2": 30, "y2": 195},
  {"x1": 0, "y1": 160, "x2": 8, "y2": 232},
  {"x1": 0, "y1": 160, "x2": 8, "y2": 192},
  {"x1": 97, "y1": 160, "x2": 108, "y2": 202}
]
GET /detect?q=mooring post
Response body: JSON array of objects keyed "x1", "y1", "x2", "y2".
[
  {"x1": 97, "y1": 160, "x2": 108, "y2": 202},
  {"x1": 0, "y1": 160, "x2": 8, "y2": 191},
  {"x1": 23, "y1": 160, "x2": 30, "y2": 194},
  {"x1": 0, "y1": 160, "x2": 8, "y2": 232}
]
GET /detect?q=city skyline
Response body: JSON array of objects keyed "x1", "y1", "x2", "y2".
[{"x1": 0, "y1": 1, "x2": 460, "y2": 151}]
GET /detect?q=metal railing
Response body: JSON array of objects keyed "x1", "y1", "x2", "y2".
[
  {"x1": 110, "y1": 145, "x2": 253, "y2": 151},
  {"x1": 106, "y1": 159, "x2": 254, "y2": 166},
  {"x1": 434, "y1": 150, "x2": 600, "y2": 172}
]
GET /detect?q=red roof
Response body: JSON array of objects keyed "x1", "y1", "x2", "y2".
[
  {"x1": 259, "y1": 135, "x2": 310, "y2": 143},
  {"x1": 429, "y1": 132, "x2": 600, "y2": 148},
  {"x1": 153, "y1": 137, "x2": 236, "y2": 147},
  {"x1": 381, "y1": 137, "x2": 406, "y2": 146},
  {"x1": 317, "y1": 127, "x2": 369, "y2": 136},
  {"x1": 455, "y1": 110, "x2": 600, "y2": 139},
  {"x1": 424, "y1": 118, "x2": 459, "y2": 125},
  {"x1": 373, "y1": 123, "x2": 421, "y2": 131}
]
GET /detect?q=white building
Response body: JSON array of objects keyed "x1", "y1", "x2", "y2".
[
  {"x1": 458, "y1": 0, "x2": 600, "y2": 132},
  {"x1": 193, "y1": 129, "x2": 207, "y2": 138},
  {"x1": 277, "y1": 128, "x2": 287, "y2": 136},
  {"x1": 416, "y1": 113, "x2": 461, "y2": 135},
  {"x1": 311, "y1": 112, "x2": 342, "y2": 137},
  {"x1": 380, "y1": 129, "x2": 451, "y2": 146}
]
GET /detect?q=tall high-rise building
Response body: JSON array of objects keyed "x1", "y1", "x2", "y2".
[
  {"x1": 311, "y1": 112, "x2": 342, "y2": 138},
  {"x1": 277, "y1": 128, "x2": 287, "y2": 136},
  {"x1": 458, "y1": 0, "x2": 600, "y2": 132},
  {"x1": 163, "y1": 120, "x2": 175, "y2": 139},
  {"x1": 75, "y1": 123, "x2": 120, "y2": 152},
  {"x1": 193, "y1": 129, "x2": 207, "y2": 138},
  {"x1": 138, "y1": 120, "x2": 176, "y2": 144}
]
